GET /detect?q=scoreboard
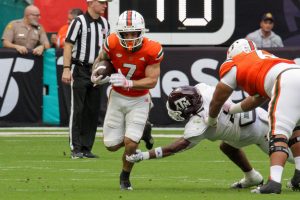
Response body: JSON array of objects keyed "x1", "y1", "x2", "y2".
[{"x1": 108, "y1": 0, "x2": 235, "y2": 45}]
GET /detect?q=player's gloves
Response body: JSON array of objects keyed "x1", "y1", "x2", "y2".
[
  {"x1": 110, "y1": 69, "x2": 133, "y2": 89},
  {"x1": 126, "y1": 152, "x2": 144, "y2": 163},
  {"x1": 126, "y1": 149, "x2": 149, "y2": 163},
  {"x1": 204, "y1": 116, "x2": 217, "y2": 127},
  {"x1": 91, "y1": 66, "x2": 110, "y2": 86}
]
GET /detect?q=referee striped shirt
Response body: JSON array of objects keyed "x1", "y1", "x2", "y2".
[{"x1": 65, "y1": 11, "x2": 110, "y2": 64}]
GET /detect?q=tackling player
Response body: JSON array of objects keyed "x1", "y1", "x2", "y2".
[
  {"x1": 126, "y1": 83, "x2": 294, "y2": 189},
  {"x1": 91, "y1": 10, "x2": 164, "y2": 190},
  {"x1": 207, "y1": 39, "x2": 300, "y2": 194}
]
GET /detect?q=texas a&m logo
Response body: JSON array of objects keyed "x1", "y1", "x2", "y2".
[{"x1": 173, "y1": 97, "x2": 191, "y2": 111}]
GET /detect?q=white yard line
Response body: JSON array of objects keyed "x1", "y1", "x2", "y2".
[
  {"x1": 0, "y1": 127, "x2": 184, "y2": 131},
  {"x1": 0, "y1": 130, "x2": 182, "y2": 138}
]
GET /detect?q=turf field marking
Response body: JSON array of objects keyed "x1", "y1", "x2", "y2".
[{"x1": 0, "y1": 132, "x2": 181, "y2": 138}]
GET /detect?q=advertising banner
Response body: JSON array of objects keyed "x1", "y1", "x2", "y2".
[
  {"x1": 1, "y1": 47, "x2": 300, "y2": 126},
  {"x1": 0, "y1": 49, "x2": 43, "y2": 126}
]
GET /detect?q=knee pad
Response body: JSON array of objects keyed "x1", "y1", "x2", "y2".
[
  {"x1": 288, "y1": 136, "x2": 300, "y2": 148},
  {"x1": 269, "y1": 136, "x2": 289, "y2": 157}
]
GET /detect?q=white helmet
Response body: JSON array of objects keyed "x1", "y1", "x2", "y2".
[
  {"x1": 116, "y1": 10, "x2": 147, "y2": 51},
  {"x1": 227, "y1": 39, "x2": 257, "y2": 59}
]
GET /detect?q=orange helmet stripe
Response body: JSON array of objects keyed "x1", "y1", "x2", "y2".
[
  {"x1": 247, "y1": 40, "x2": 255, "y2": 50},
  {"x1": 127, "y1": 10, "x2": 132, "y2": 26}
]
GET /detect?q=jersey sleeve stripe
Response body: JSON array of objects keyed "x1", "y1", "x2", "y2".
[
  {"x1": 247, "y1": 40, "x2": 255, "y2": 50},
  {"x1": 156, "y1": 48, "x2": 164, "y2": 60}
]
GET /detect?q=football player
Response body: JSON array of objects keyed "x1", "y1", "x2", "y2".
[
  {"x1": 91, "y1": 10, "x2": 163, "y2": 190},
  {"x1": 126, "y1": 83, "x2": 294, "y2": 189},
  {"x1": 207, "y1": 38, "x2": 300, "y2": 194}
]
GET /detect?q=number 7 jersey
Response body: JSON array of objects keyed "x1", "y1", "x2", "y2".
[{"x1": 103, "y1": 33, "x2": 164, "y2": 97}]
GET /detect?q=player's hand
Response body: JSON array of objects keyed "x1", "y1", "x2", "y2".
[
  {"x1": 222, "y1": 101, "x2": 232, "y2": 114},
  {"x1": 91, "y1": 66, "x2": 110, "y2": 86},
  {"x1": 204, "y1": 116, "x2": 217, "y2": 127},
  {"x1": 126, "y1": 150, "x2": 144, "y2": 163},
  {"x1": 110, "y1": 69, "x2": 133, "y2": 89}
]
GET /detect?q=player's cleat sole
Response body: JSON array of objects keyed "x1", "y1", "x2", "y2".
[
  {"x1": 287, "y1": 169, "x2": 300, "y2": 191},
  {"x1": 71, "y1": 152, "x2": 84, "y2": 159},
  {"x1": 141, "y1": 121, "x2": 154, "y2": 150},
  {"x1": 231, "y1": 171, "x2": 263, "y2": 189},
  {"x1": 251, "y1": 179, "x2": 282, "y2": 194}
]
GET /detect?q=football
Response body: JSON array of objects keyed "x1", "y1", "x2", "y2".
[{"x1": 95, "y1": 60, "x2": 115, "y2": 78}]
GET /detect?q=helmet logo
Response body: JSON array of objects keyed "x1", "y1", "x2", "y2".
[{"x1": 174, "y1": 97, "x2": 191, "y2": 110}]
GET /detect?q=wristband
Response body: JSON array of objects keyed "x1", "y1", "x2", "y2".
[
  {"x1": 154, "y1": 147, "x2": 163, "y2": 158},
  {"x1": 206, "y1": 116, "x2": 217, "y2": 127},
  {"x1": 128, "y1": 80, "x2": 133, "y2": 88},
  {"x1": 228, "y1": 102, "x2": 243, "y2": 114},
  {"x1": 63, "y1": 66, "x2": 71, "y2": 69}
]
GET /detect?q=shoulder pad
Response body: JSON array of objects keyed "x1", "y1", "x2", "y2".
[
  {"x1": 144, "y1": 38, "x2": 164, "y2": 61},
  {"x1": 104, "y1": 33, "x2": 119, "y2": 52},
  {"x1": 219, "y1": 60, "x2": 235, "y2": 79}
]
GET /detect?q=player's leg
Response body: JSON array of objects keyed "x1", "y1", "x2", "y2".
[
  {"x1": 253, "y1": 70, "x2": 300, "y2": 194},
  {"x1": 141, "y1": 100, "x2": 154, "y2": 150},
  {"x1": 141, "y1": 120, "x2": 154, "y2": 150},
  {"x1": 120, "y1": 94, "x2": 151, "y2": 190},
  {"x1": 287, "y1": 128, "x2": 300, "y2": 190},
  {"x1": 220, "y1": 142, "x2": 263, "y2": 188},
  {"x1": 102, "y1": 91, "x2": 126, "y2": 151},
  {"x1": 255, "y1": 107, "x2": 294, "y2": 165},
  {"x1": 120, "y1": 137, "x2": 139, "y2": 190}
]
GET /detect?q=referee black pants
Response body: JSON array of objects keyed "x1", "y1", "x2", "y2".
[{"x1": 69, "y1": 64, "x2": 101, "y2": 153}]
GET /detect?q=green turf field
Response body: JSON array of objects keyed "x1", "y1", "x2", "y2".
[{"x1": 0, "y1": 130, "x2": 298, "y2": 200}]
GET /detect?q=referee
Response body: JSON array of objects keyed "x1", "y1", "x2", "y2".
[{"x1": 62, "y1": 0, "x2": 111, "y2": 159}]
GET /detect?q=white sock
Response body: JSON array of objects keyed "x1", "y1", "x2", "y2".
[
  {"x1": 244, "y1": 168, "x2": 257, "y2": 179},
  {"x1": 294, "y1": 156, "x2": 300, "y2": 170},
  {"x1": 270, "y1": 165, "x2": 284, "y2": 183}
]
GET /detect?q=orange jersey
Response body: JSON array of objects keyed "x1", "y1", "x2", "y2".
[
  {"x1": 219, "y1": 50, "x2": 295, "y2": 97},
  {"x1": 104, "y1": 33, "x2": 164, "y2": 97}
]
